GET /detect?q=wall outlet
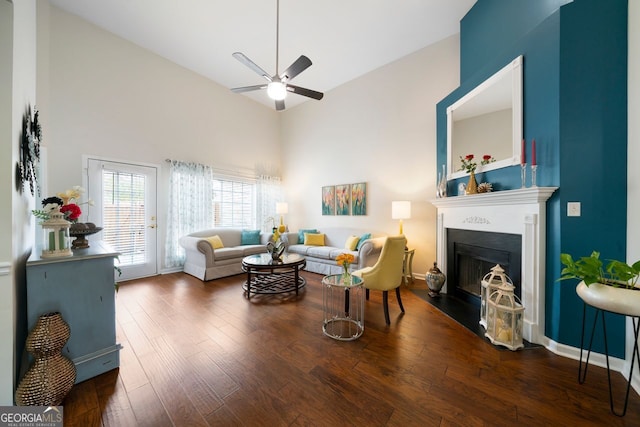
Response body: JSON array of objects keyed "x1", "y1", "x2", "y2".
[{"x1": 567, "y1": 202, "x2": 581, "y2": 217}]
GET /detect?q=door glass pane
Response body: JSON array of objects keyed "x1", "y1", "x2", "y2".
[{"x1": 102, "y1": 170, "x2": 146, "y2": 266}]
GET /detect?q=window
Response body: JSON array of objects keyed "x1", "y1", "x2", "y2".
[
  {"x1": 212, "y1": 177, "x2": 255, "y2": 228},
  {"x1": 165, "y1": 160, "x2": 279, "y2": 268},
  {"x1": 102, "y1": 170, "x2": 146, "y2": 265}
]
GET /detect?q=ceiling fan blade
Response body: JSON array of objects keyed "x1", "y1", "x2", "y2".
[
  {"x1": 232, "y1": 52, "x2": 272, "y2": 82},
  {"x1": 279, "y1": 55, "x2": 312, "y2": 82},
  {"x1": 275, "y1": 99, "x2": 285, "y2": 111},
  {"x1": 230, "y1": 84, "x2": 267, "y2": 93},
  {"x1": 286, "y1": 84, "x2": 324, "y2": 100}
]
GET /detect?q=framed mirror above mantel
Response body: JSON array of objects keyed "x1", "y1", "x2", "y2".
[{"x1": 446, "y1": 55, "x2": 523, "y2": 180}]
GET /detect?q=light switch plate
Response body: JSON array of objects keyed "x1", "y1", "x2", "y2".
[{"x1": 568, "y1": 202, "x2": 581, "y2": 217}]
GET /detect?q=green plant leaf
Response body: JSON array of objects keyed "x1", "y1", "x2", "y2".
[{"x1": 559, "y1": 251, "x2": 640, "y2": 289}]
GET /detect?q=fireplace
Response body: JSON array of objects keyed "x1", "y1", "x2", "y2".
[
  {"x1": 447, "y1": 229, "x2": 521, "y2": 305},
  {"x1": 431, "y1": 187, "x2": 557, "y2": 344}
]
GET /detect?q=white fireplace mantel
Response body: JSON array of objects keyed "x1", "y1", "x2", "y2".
[{"x1": 430, "y1": 187, "x2": 558, "y2": 345}]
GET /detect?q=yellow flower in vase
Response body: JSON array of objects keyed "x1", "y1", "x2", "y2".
[{"x1": 335, "y1": 253, "x2": 355, "y2": 282}]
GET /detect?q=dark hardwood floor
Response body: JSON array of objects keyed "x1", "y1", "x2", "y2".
[{"x1": 62, "y1": 271, "x2": 640, "y2": 426}]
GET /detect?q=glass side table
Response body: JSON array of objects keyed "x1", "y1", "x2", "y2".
[{"x1": 322, "y1": 274, "x2": 365, "y2": 341}]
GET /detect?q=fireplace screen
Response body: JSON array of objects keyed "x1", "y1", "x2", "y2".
[
  {"x1": 457, "y1": 251, "x2": 500, "y2": 297},
  {"x1": 447, "y1": 229, "x2": 521, "y2": 305}
]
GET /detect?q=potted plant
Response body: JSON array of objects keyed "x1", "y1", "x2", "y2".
[{"x1": 559, "y1": 251, "x2": 640, "y2": 316}]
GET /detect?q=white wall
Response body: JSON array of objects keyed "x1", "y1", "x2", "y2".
[
  {"x1": 2, "y1": 0, "x2": 37, "y2": 405},
  {"x1": 280, "y1": 35, "x2": 460, "y2": 277},
  {"x1": 0, "y1": 0, "x2": 14, "y2": 405},
  {"x1": 39, "y1": 6, "x2": 282, "y2": 270}
]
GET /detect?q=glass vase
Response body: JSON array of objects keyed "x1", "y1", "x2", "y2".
[
  {"x1": 437, "y1": 164, "x2": 447, "y2": 198},
  {"x1": 342, "y1": 266, "x2": 351, "y2": 284}
]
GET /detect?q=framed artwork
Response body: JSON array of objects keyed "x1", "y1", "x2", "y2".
[
  {"x1": 351, "y1": 182, "x2": 367, "y2": 215},
  {"x1": 335, "y1": 184, "x2": 351, "y2": 216},
  {"x1": 322, "y1": 186, "x2": 336, "y2": 215}
]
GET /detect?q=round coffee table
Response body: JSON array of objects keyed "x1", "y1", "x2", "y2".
[{"x1": 241, "y1": 253, "x2": 306, "y2": 298}]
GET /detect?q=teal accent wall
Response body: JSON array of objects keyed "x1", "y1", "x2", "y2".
[
  {"x1": 555, "y1": 0, "x2": 628, "y2": 355},
  {"x1": 459, "y1": 0, "x2": 571, "y2": 82},
  {"x1": 436, "y1": 0, "x2": 628, "y2": 357}
]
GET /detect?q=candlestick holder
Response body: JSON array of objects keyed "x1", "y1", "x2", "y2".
[
  {"x1": 531, "y1": 165, "x2": 537, "y2": 187},
  {"x1": 520, "y1": 164, "x2": 527, "y2": 188}
]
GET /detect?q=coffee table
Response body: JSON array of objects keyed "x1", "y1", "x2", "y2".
[{"x1": 241, "y1": 253, "x2": 306, "y2": 298}]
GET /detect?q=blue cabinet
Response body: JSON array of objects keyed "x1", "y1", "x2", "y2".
[{"x1": 26, "y1": 241, "x2": 121, "y2": 383}]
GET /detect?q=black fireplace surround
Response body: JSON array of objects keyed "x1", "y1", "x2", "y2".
[{"x1": 446, "y1": 229, "x2": 522, "y2": 306}]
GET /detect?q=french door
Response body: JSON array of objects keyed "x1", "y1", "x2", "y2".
[{"x1": 87, "y1": 158, "x2": 157, "y2": 281}]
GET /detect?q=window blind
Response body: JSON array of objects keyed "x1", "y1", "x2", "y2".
[
  {"x1": 212, "y1": 178, "x2": 255, "y2": 228},
  {"x1": 102, "y1": 170, "x2": 146, "y2": 266}
]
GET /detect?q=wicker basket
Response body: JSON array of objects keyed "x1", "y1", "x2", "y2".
[{"x1": 15, "y1": 312, "x2": 76, "y2": 406}]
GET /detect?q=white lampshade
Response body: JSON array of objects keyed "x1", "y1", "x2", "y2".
[
  {"x1": 392, "y1": 201, "x2": 411, "y2": 235},
  {"x1": 391, "y1": 201, "x2": 411, "y2": 220},
  {"x1": 276, "y1": 202, "x2": 289, "y2": 215},
  {"x1": 267, "y1": 82, "x2": 287, "y2": 101}
]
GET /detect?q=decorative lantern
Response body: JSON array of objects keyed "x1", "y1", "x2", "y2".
[
  {"x1": 485, "y1": 281, "x2": 524, "y2": 351},
  {"x1": 41, "y1": 207, "x2": 72, "y2": 258},
  {"x1": 480, "y1": 264, "x2": 513, "y2": 328}
]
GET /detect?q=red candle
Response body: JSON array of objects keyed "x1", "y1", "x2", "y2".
[
  {"x1": 521, "y1": 139, "x2": 526, "y2": 165},
  {"x1": 531, "y1": 139, "x2": 537, "y2": 166}
]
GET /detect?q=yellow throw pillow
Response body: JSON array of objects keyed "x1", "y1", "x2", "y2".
[
  {"x1": 345, "y1": 235, "x2": 360, "y2": 251},
  {"x1": 203, "y1": 235, "x2": 224, "y2": 249},
  {"x1": 304, "y1": 233, "x2": 325, "y2": 246}
]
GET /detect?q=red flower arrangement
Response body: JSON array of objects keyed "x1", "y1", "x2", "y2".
[
  {"x1": 32, "y1": 186, "x2": 93, "y2": 223},
  {"x1": 459, "y1": 154, "x2": 495, "y2": 173},
  {"x1": 60, "y1": 203, "x2": 82, "y2": 221}
]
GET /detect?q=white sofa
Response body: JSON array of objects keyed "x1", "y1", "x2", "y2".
[
  {"x1": 179, "y1": 228, "x2": 271, "y2": 281},
  {"x1": 283, "y1": 227, "x2": 385, "y2": 275}
]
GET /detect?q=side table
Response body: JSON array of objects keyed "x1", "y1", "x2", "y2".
[
  {"x1": 322, "y1": 274, "x2": 364, "y2": 341},
  {"x1": 402, "y1": 248, "x2": 415, "y2": 285},
  {"x1": 25, "y1": 241, "x2": 121, "y2": 383}
]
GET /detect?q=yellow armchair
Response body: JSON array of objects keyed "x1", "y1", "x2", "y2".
[{"x1": 353, "y1": 235, "x2": 407, "y2": 325}]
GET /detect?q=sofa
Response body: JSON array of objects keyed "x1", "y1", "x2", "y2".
[
  {"x1": 179, "y1": 227, "x2": 385, "y2": 281},
  {"x1": 283, "y1": 227, "x2": 385, "y2": 275},
  {"x1": 179, "y1": 228, "x2": 271, "y2": 281}
]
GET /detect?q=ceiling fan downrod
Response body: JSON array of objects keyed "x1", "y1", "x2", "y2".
[{"x1": 268, "y1": 0, "x2": 287, "y2": 101}]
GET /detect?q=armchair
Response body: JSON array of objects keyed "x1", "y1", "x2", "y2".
[{"x1": 352, "y1": 235, "x2": 407, "y2": 325}]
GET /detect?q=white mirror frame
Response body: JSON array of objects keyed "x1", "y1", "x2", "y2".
[{"x1": 446, "y1": 55, "x2": 523, "y2": 179}]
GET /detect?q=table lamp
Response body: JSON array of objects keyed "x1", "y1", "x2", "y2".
[
  {"x1": 276, "y1": 202, "x2": 288, "y2": 230},
  {"x1": 391, "y1": 201, "x2": 411, "y2": 235}
]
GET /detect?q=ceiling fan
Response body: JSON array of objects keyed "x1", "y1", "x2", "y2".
[{"x1": 230, "y1": 0, "x2": 323, "y2": 111}]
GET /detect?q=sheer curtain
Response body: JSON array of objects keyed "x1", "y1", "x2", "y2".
[
  {"x1": 165, "y1": 160, "x2": 214, "y2": 268},
  {"x1": 256, "y1": 175, "x2": 283, "y2": 232}
]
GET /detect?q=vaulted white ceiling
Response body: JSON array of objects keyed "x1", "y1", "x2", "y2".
[{"x1": 50, "y1": 0, "x2": 477, "y2": 109}]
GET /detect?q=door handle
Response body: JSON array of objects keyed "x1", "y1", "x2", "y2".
[{"x1": 148, "y1": 224, "x2": 157, "y2": 229}]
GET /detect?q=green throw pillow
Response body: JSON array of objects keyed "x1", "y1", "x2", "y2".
[
  {"x1": 298, "y1": 229, "x2": 318, "y2": 244},
  {"x1": 356, "y1": 233, "x2": 371, "y2": 250},
  {"x1": 241, "y1": 229, "x2": 261, "y2": 245}
]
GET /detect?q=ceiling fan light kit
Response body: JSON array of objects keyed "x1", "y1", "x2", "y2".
[
  {"x1": 267, "y1": 81, "x2": 287, "y2": 101},
  {"x1": 230, "y1": 0, "x2": 323, "y2": 111}
]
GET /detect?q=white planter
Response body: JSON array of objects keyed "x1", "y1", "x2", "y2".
[{"x1": 576, "y1": 281, "x2": 640, "y2": 317}]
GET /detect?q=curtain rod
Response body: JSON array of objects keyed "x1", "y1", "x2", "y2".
[{"x1": 165, "y1": 158, "x2": 261, "y2": 180}]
